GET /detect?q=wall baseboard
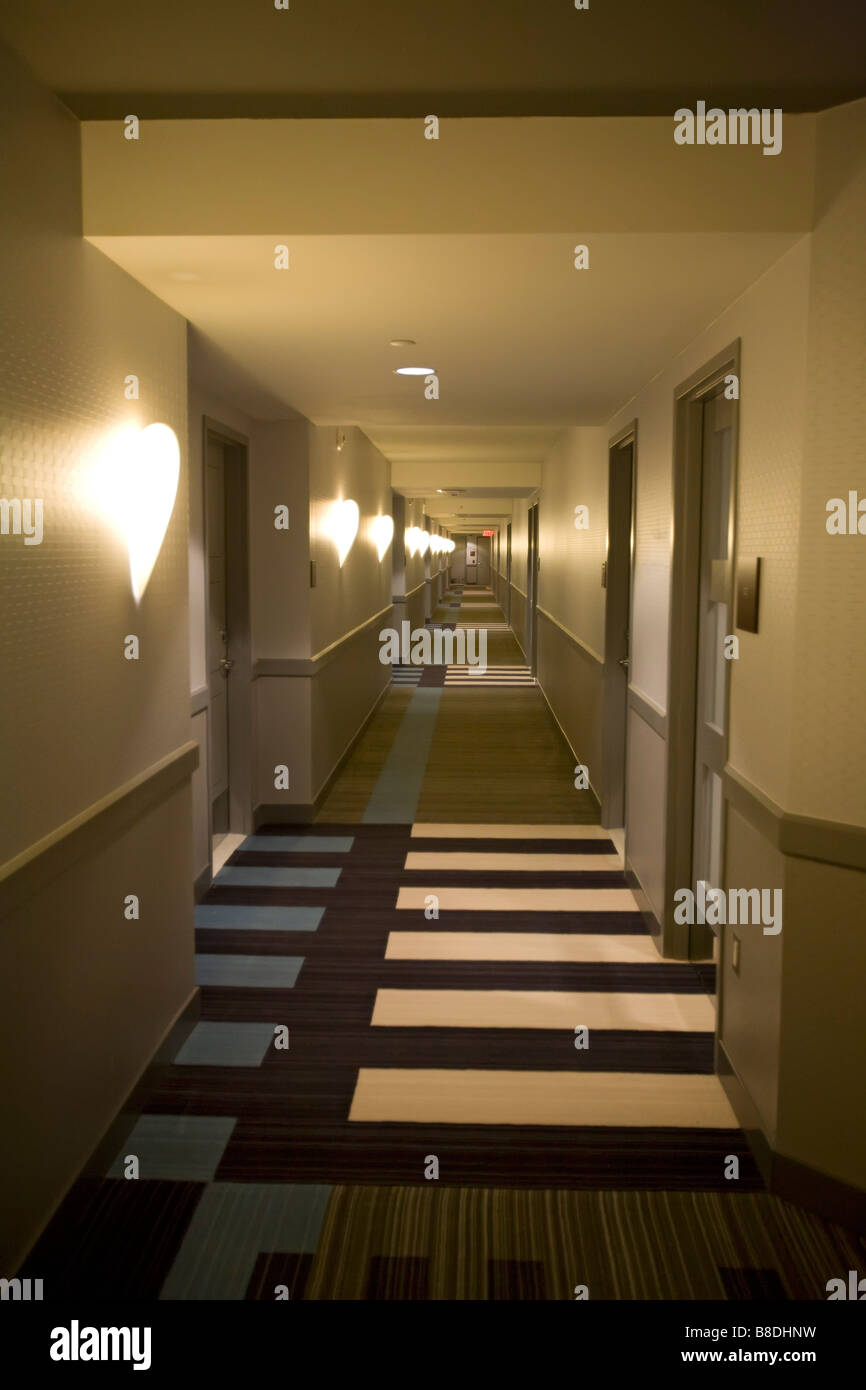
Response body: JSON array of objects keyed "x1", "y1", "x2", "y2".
[
  {"x1": 254, "y1": 802, "x2": 316, "y2": 827},
  {"x1": 255, "y1": 678, "x2": 392, "y2": 828},
  {"x1": 624, "y1": 862, "x2": 664, "y2": 946},
  {"x1": 718, "y1": 1042, "x2": 866, "y2": 1233},
  {"x1": 193, "y1": 863, "x2": 212, "y2": 902},
  {"x1": 12, "y1": 988, "x2": 201, "y2": 1275},
  {"x1": 80, "y1": 989, "x2": 201, "y2": 1182},
  {"x1": 535, "y1": 676, "x2": 602, "y2": 812}
]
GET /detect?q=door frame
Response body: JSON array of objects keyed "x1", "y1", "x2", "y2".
[
  {"x1": 527, "y1": 500, "x2": 540, "y2": 673},
  {"x1": 505, "y1": 522, "x2": 512, "y2": 623},
  {"x1": 663, "y1": 341, "x2": 741, "y2": 959},
  {"x1": 202, "y1": 416, "x2": 254, "y2": 865},
  {"x1": 600, "y1": 420, "x2": 638, "y2": 830}
]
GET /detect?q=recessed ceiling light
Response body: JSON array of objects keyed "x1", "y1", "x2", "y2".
[
  {"x1": 390, "y1": 338, "x2": 416, "y2": 348},
  {"x1": 394, "y1": 366, "x2": 434, "y2": 376}
]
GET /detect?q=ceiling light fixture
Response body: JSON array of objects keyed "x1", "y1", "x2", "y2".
[
  {"x1": 390, "y1": 339, "x2": 416, "y2": 348},
  {"x1": 394, "y1": 366, "x2": 435, "y2": 376}
]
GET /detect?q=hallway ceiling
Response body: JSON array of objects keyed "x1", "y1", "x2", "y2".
[
  {"x1": 92, "y1": 232, "x2": 800, "y2": 438},
  {"x1": 2, "y1": 1, "x2": 864, "y2": 118}
]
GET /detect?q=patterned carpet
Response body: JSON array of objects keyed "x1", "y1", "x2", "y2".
[{"x1": 20, "y1": 584, "x2": 866, "y2": 1299}]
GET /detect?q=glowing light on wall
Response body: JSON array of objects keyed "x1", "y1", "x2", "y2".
[
  {"x1": 405, "y1": 525, "x2": 433, "y2": 558},
  {"x1": 330, "y1": 498, "x2": 360, "y2": 566},
  {"x1": 372, "y1": 513, "x2": 394, "y2": 561},
  {"x1": 90, "y1": 421, "x2": 180, "y2": 603}
]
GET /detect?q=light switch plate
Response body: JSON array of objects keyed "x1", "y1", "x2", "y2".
[{"x1": 736, "y1": 556, "x2": 761, "y2": 633}]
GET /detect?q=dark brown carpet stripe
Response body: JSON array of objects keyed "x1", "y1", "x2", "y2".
[
  {"x1": 377, "y1": 960, "x2": 715, "y2": 992},
  {"x1": 214, "y1": 1120, "x2": 761, "y2": 1190},
  {"x1": 488, "y1": 1258, "x2": 547, "y2": 1299},
  {"x1": 245, "y1": 1251, "x2": 314, "y2": 1301},
  {"x1": 718, "y1": 1267, "x2": 788, "y2": 1300},
  {"x1": 365, "y1": 1255, "x2": 431, "y2": 1299},
  {"x1": 20, "y1": 1180, "x2": 204, "y2": 1300},
  {"x1": 409, "y1": 837, "x2": 619, "y2": 854}
]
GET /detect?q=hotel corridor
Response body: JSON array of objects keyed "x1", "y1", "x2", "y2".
[
  {"x1": 3, "y1": 6, "x2": 866, "y2": 1355},
  {"x1": 19, "y1": 585, "x2": 864, "y2": 1301}
]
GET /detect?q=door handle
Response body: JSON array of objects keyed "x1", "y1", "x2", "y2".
[
  {"x1": 618, "y1": 658, "x2": 630, "y2": 668},
  {"x1": 220, "y1": 657, "x2": 234, "y2": 673}
]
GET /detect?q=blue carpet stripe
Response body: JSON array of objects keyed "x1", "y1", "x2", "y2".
[
  {"x1": 195, "y1": 905, "x2": 325, "y2": 932},
  {"x1": 195, "y1": 954, "x2": 304, "y2": 988},
  {"x1": 215, "y1": 866, "x2": 341, "y2": 888},
  {"x1": 239, "y1": 835, "x2": 354, "y2": 854},
  {"x1": 108, "y1": 1115, "x2": 236, "y2": 1182},
  {"x1": 173, "y1": 1022, "x2": 278, "y2": 1067},
  {"x1": 160, "y1": 1183, "x2": 331, "y2": 1300}
]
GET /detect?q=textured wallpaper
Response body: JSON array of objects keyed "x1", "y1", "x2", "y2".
[
  {"x1": 0, "y1": 48, "x2": 189, "y2": 863},
  {"x1": 791, "y1": 100, "x2": 866, "y2": 827}
]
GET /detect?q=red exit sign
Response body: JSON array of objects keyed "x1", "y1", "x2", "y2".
[{"x1": 482, "y1": 529, "x2": 495, "y2": 537}]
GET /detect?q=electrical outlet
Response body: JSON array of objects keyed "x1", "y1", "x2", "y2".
[{"x1": 732, "y1": 933, "x2": 741, "y2": 974}]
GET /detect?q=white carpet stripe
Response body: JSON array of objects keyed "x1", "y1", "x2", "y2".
[
  {"x1": 397, "y1": 886, "x2": 639, "y2": 912},
  {"x1": 404, "y1": 852, "x2": 623, "y2": 872},
  {"x1": 385, "y1": 932, "x2": 661, "y2": 963},
  {"x1": 411, "y1": 823, "x2": 613, "y2": 839},
  {"x1": 349, "y1": 1069, "x2": 737, "y2": 1127},
  {"x1": 370, "y1": 988, "x2": 715, "y2": 1031}
]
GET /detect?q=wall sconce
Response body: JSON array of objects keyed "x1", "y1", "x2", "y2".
[
  {"x1": 330, "y1": 498, "x2": 360, "y2": 566},
  {"x1": 92, "y1": 421, "x2": 180, "y2": 603},
  {"x1": 372, "y1": 514, "x2": 394, "y2": 561}
]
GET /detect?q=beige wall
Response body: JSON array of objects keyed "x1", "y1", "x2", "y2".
[
  {"x1": 605, "y1": 237, "x2": 813, "y2": 923},
  {"x1": 186, "y1": 382, "x2": 312, "y2": 866},
  {"x1": 607, "y1": 235, "x2": 812, "y2": 798},
  {"x1": 309, "y1": 425, "x2": 392, "y2": 655},
  {"x1": 605, "y1": 101, "x2": 866, "y2": 1191},
  {"x1": 537, "y1": 428, "x2": 608, "y2": 660},
  {"x1": 250, "y1": 421, "x2": 311, "y2": 662},
  {"x1": 510, "y1": 500, "x2": 529, "y2": 597},
  {"x1": 532, "y1": 428, "x2": 608, "y2": 801},
  {"x1": 187, "y1": 405, "x2": 396, "y2": 825},
  {"x1": 790, "y1": 98, "x2": 866, "y2": 827},
  {"x1": 0, "y1": 44, "x2": 194, "y2": 1271}
]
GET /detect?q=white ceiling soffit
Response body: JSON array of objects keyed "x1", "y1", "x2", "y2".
[{"x1": 81, "y1": 118, "x2": 816, "y2": 237}]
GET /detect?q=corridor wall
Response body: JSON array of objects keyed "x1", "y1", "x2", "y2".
[
  {"x1": 603, "y1": 99, "x2": 866, "y2": 1199},
  {"x1": 0, "y1": 43, "x2": 195, "y2": 1273},
  {"x1": 308, "y1": 425, "x2": 393, "y2": 804},
  {"x1": 532, "y1": 429, "x2": 609, "y2": 804}
]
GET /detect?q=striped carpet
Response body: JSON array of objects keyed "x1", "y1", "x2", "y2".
[
  {"x1": 444, "y1": 666, "x2": 535, "y2": 686},
  {"x1": 20, "y1": 580, "x2": 865, "y2": 1299}
]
